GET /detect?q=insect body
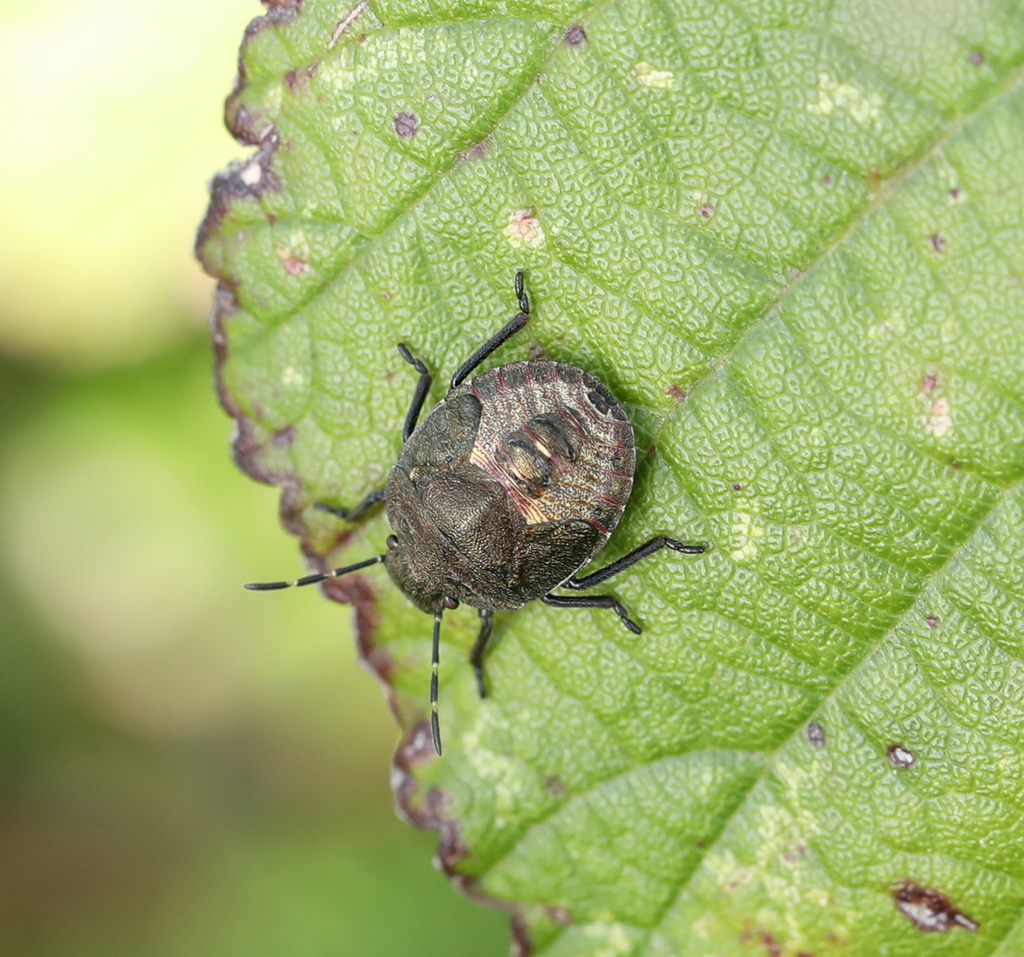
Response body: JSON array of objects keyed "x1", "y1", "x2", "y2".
[
  {"x1": 248, "y1": 273, "x2": 707, "y2": 755},
  {"x1": 386, "y1": 360, "x2": 633, "y2": 614}
]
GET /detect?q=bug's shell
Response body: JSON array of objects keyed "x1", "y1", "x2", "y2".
[{"x1": 384, "y1": 360, "x2": 636, "y2": 614}]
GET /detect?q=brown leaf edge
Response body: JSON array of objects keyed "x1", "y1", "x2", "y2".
[{"x1": 195, "y1": 2, "x2": 537, "y2": 951}]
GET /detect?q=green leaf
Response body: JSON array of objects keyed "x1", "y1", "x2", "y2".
[{"x1": 197, "y1": 0, "x2": 1024, "y2": 953}]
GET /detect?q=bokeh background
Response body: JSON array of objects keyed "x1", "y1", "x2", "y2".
[{"x1": 0, "y1": 0, "x2": 507, "y2": 952}]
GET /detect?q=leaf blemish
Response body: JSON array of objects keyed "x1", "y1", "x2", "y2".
[
  {"x1": 271, "y1": 425, "x2": 296, "y2": 448},
  {"x1": 564, "y1": 24, "x2": 586, "y2": 46},
  {"x1": 924, "y1": 397, "x2": 952, "y2": 436},
  {"x1": 546, "y1": 905, "x2": 572, "y2": 926},
  {"x1": 240, "y1": 159, "x2": 262, "y2": 187},
  {"x1": 399, "y1": 722, "x2": 436, "y2": 768},
  {"x1": 809, "y1": 73, "x2": 882, "y2": 125},
  {"x1": 698, "y1": 202, "x2": 715, "y2": 221},
  {"x1": 509, "y1": 912, "x2": 531, "y2": 957},
  {"x1": 887, "y1": 744, "x2": 916, "y2": 768},
  {"x1": 284, "y1": 61, "x2": 318, "y2": 93},
  {"x1": 635, "y1": 61, "x2": 674, "y2": 89},
  {"x1": 393, "y1": 111, "x2": 419, "y2": 137},
  {"x1": 505, "y1": 207, "x2": 545, "y2": 248},
  {"x1": 781, "y1": 840, "x2": 807, "y2": 863},
  {"x1": 195, "y1": 133, "x2": 282, "y2": 256},
  {"x1": 436, "y1": 816, "x2": 470, "y2": 873},
  {"x1": 807, "y1": 721, "x2": 826, "y2": 747},
  {"x1": 920, "y1": 372, "x2": 952, "y2": 436},
  {"x1": 277, "y1": 249, "x2": 311, "y2": 275},
  {"x1": 461, "y1": 139, "x2": 487, "y2": 161},
  {"x1": 969, "y1": 50, "x2": 985, "y2": 66},
  {"x1": 667, "y1": 384, "x2": 688, "y2": 401},
  {"x1": 755, "y1": 929, "x2": 783, "y2": 957},
  {"x1": 281, "y1": 366, "x2": 307, "y2": 387},
  {"x1": 894, "y1": 880, "x2": 979, "y2": 933},
  {"x1": 545, "y1": 776, "x2": 566, "y2": 796},
  {"x1": 926, "y1": 614, "x2": 940, "y2": 628},
  {"x1": 729, "y1": 510, "x2": 764, "y2": 562}
]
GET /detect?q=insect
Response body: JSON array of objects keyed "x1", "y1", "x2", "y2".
[{"x1": 247, "y1": 273, "x2": 707, "y2": 755}]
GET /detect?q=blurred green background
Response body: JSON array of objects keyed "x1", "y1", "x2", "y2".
[{"x1": 0, "y1": 0, "x2": 507, "y2": 953}]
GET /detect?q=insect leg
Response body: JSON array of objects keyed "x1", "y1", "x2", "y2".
[
  {"x1": 244, "y1": 553, "x2": 386, "y2": 591},
  {"x1": 469, "y1": 609, "x2": 494, "y2": 699},
  {"x1": 448, "y1": 271, "x2": 530, "y2": 392},
  {"x1": 314, "y1": 488, "x2": 386, "y2": 521},
  {"x1": 396, "y1": 342, "x2": 432, "y2": 440},
  {"x1": 430, "y1": 611, "x2": 443, "y2": 755},
  {"x1": 542, "y1": 593, "x2": 641, "y2": 635},
  {"x1": 564, "y1": 536, "x2": 707, "y2": 591}
]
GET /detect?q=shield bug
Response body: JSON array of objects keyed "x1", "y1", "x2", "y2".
[{"x1": 247, "y1": 272, "x2": 707, "y2": 755}]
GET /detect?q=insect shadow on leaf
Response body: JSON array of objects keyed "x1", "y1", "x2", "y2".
[{"x1": 246, "y1": 272, "x2": 708, "y2": 755}]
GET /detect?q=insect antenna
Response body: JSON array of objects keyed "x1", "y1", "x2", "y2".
[
  {"x1": 244, "y1": 554, "x2": 386, "y2": 591},
  {"x1": 430, "y1": 611, "x2": 443, "y2": 756}
]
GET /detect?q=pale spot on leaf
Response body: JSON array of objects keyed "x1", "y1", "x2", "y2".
[
  {"x1": 809, "y1": 73, "x2": 883, "y2": 125},
  {"x1": 634, "y1": 61, "x2": 674, "y2": 89},
  {"x1": 281, "y1": 366, "x2": 306, "y2": 387},
  {"x1": 276, "y1": 248, "x2": 311, "y2": 275},
  {"x1": 505, "y1": 207, "x2": 545, "y2": 248},
  {"x1": 239, "y1": 160, "x2": 263, "y2": 187},
  {"x1": 729, "y1": 511, "x2": 765, "y2": 562},
  {"x1": 924, "y1": 397, "x2": 952, "y2": 436}
]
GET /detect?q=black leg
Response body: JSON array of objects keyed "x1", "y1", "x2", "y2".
[
  {"x1": 564, "y1": 536, "x2": 707, "y2": 591},
  {"x1": 397, "y1": 342, "x2": 432, "y2": 441},
  {"x1": 314, "y1": 488, "x2": 386, "y2": 522},
  {"x1": 469, "y1": 609, "x2": 494, "y2": 698},
  {"x1": 449, "y1": 271, "x2": 530, "y2": 392},
  {"x1": 542, "y1": 593, "x2": 641, "y2": 635},
  {"x1": 430, "y1": 611, "x2": 443, "y2": 756}
]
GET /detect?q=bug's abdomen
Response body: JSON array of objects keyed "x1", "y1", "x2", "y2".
[{"x1": 461, "y1": 361, "x2": 635, "y2": 541}]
